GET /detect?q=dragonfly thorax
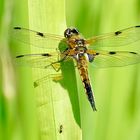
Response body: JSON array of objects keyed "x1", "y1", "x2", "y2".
[
  {"x1": 74, "y1": 53, "x2": 90, "y2": 63},
  {"x1": 75, "y1": 45, "x2": 87, "y2": 53},
  {"x1": 75, "y1": 39, "x2": 85, "y2": 47}
]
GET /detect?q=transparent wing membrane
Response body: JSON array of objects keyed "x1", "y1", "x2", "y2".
[
  {"x1": 12, "y1": 27, "x2": 65, "y2": 49},
  {"x1": 92, "y1": 50, "x2": 140, "y2": 68},
  {"x1": 87, "y1": 26, "x2": 140, "y2": 48},
  {"x1": 15, "y1": 52, "x2": 61, "y2": 69},
  {"x1": 12, "y1": 25, "x2": 140, "y2": 110},
  {"x1": 13, "y1": 26, "x2": 140, "y2": 69}
]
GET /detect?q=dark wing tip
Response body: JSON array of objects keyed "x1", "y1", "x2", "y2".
[
  {"x1": 16, "y1": 55, "x2": 24, "y2": 58},
  {"x1": 135, "y1": 25, "x2": 140, "y2": 28},
  {"x1": 36, "y1": 32, "x2": 44, "y2": 37},
  {"x1": 129, "y1": 52, "x2": 137, "y2": 54},
  {"x1": 109, "y1": 51, "x2": 116, "y2": 55},
  {"x1": 115, "y1": 31, "x2": 122, "y2": 35},
  {"x1": 42, "y1": 53, "x2": 51, "y2": 56},
  {"x1": 14, "y1": 27, "x2": 21, "y2": 30}
]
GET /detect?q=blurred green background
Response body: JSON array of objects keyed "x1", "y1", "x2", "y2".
[{"x1": 0, "y1": 0, "x2": 140, "y2": 140}]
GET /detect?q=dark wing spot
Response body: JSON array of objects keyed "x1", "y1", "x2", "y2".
[
  {"x1": 14, "y1": 27, "x2": 21, "y2": 30},
  {"x1": 96, "y1": 52, "x2": 99, "y2": 55},
  {"x1": 129, "y1": 52, "x2": 137, "y2": 54},
  {"x1": 109, "y1": 51, "x2": 116, "y2": 55},
  {"x1": 135, "y1": 25, "x2": 140, "y2": 28},
  {"x1": 37, "y1": 32, "x2": 44, "y2": 37},
  {"x1": 16, "y1": 55, "x2": 24, "y2": 58},
  {"x1": 115, "y1": 31, "x2": 122, "y2": 35},
  {"x1": 42, "y1": 53, "x2": 51, "y2": 56}
]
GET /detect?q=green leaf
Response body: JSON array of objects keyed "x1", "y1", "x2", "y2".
[{"x1": 28, "y1": 0, "x2": 82, "y2": 140}]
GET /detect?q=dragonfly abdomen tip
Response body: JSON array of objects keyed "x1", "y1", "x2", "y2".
[{"x1": 83, "y1": 79, "x2": 97, "y2": 111}]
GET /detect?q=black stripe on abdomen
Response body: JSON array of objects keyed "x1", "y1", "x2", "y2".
[{"x1": 83, "y1": 79, "x2": 97, "y2": 111}]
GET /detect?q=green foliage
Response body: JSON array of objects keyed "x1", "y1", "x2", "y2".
[
  {"x1": 66, "y1": 0, "x2": 140, "y2": 140},
  {"x1": 1, "y1": 0, "x2": 140, "y2": 140}
]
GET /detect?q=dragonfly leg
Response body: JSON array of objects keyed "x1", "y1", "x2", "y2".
[
  {"x1": 43, "y1": 61, "x2": 61, "y2": 72},
  {"x1": 34, "y1": 73, "x2": 63, "y2": 88},
  {"x1": 50, "y1": 56, "x2": 68, "y2": 72},
  {"x1": 44, "y1": 56, "x2": 70, "y2": 72},
  {"x1": 51, "y1": 62, "x2": 61, "y2": 72}
]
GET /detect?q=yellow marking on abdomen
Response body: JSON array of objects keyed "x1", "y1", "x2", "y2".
[{"x1": 77, "y1": 56, "x2": 97, "y2": 111}]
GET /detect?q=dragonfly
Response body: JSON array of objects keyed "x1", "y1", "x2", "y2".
[{"x1": 13, "y1": 25, "x2": 140, "y2": 111}]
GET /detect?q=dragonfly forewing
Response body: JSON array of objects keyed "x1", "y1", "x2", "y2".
[
  {"x1": 12, "y1": 27, "x2": 65, "y2": 49},
  {"x1": 86, "y1": 26, "x2": 140, "y2": 48}
]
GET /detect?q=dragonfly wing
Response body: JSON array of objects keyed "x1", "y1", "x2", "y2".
[
  {"x1": 15, "y1": 52, "x2": 61, "y2": 69},
  {"x1": 86, "y1": 26, "x2": 140, "y2": 48},
  {"x1": 90, "y1": 50, "x2": 140, "y2": 68},
  {"x1": 12, "y1": 27, "x2": 65, "y2": 49}
]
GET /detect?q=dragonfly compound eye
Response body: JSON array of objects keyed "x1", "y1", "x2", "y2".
[
  {"x1": 64, "y1": 28, "x2": 72, "y2": 38},
  {"x1": 64, "y1": 28, "x2": 79, "y2": 38},
  {"x1": 71, "y1": 28, "x2": 79, "y2": 35}
]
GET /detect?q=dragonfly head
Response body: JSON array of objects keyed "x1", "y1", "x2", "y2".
[{"x1": 64, "y1": 28, "x2": 79, "y2": 38}]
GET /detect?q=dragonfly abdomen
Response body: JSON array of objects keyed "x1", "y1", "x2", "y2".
[
  {"x1": 77, "y1": 56, "x2": 97, "y2": 111},
  {"x1": 82, "y1": 78, "x2": 97, "y2": 111}
]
